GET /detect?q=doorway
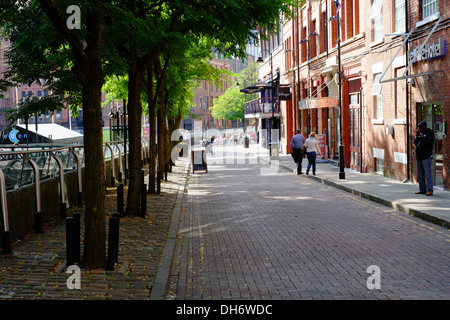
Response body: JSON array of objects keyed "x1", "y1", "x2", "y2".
[
  {"x1": 349, "y1": 94, "x2": 361, "y2": 171},
  {"x1": 418, "y1": 103, "x2": 444, "y2": 188}
]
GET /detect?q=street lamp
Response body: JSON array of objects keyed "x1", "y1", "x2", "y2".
[
  {"x1": 300, "y1": 31, "x2": 318, "y2": 134},
  {"x1": 331, "y1": 0, "x2": 345, "y2": 179},
  {"x1": 256, "y1": 49, "x2": 276, "y2": 156}
]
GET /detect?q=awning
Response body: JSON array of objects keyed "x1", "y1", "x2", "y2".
[
  {"x1": 17, "y1": 123, "x2": 83, "y2": 144},
  {"x1": 299, "y1": 97, "x2": 339, "y2": 110}
]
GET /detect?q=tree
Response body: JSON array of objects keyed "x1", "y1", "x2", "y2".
[
  {"x1": 0, "y1": 0, "x2": 113, "y2": 268},
  {"x1": 1, "y1": 0, "x2": 300, "y2": 268}
]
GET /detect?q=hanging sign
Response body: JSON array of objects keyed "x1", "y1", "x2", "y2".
[
  {"x1": 278, "y1": 87, "x2": 291, "y2": 101},
  {"x1": 408, "y1": 38, "x2": 446, "y2": 64}
]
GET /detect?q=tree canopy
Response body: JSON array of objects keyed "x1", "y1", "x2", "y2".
[{"x1": 0, "y1": 0, "x2": 299, "y2": 269}]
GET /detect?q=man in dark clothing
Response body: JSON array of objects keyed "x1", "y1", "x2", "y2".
[
  {"x1": 290, "y1": 129, "x2": 306, "y2": 175},
  {"x1": 414, "y1": 120, "x2": 434, "y2": 196}
]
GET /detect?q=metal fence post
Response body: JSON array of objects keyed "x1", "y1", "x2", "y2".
[
  {"x1": 0, "y1": 169, "x2": 11, "y2": 254},
  {"x1": 51, "y1": 152, "x2": 66, "y2": 219},
  {"x1": 70, "y1": 149, "x2": 83, "y2": 207},
  {"x1": 25, "y1": 157, "x2": 42, "y2": 234}
]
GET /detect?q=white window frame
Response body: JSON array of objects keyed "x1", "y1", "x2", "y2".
[
  {"x1": 422, "y1": 0, "x2": 439, "y2": 20},
  {"x1": 371, "y1": 73, "x2": 383, "y2": 123},
  {"x1": 375, "y1": 158, "x2": 384, "y2": 174},
  {"x1": 417, "y1": 0, "x2": 440, "y2": 27},
  {"x1": 395, "y1": 0, "x2": 406, "y2": 33},
  {"x1": 370, "y1": 0, "x2": 383, "y2": 46}
]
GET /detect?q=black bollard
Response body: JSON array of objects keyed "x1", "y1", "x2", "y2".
[
  {"x1": 1, "y1": 231, "x2": 11, "y2": 255},
  {"x1": 117, "y1": 184, "x2": 124, "y2": 216},
  {"x1": 141, "y1": 184, "x2": 147, "y2": 218},
  {"x1": 156, "y1": 170, "x2": 161, "y2": 195},
  {"x1": 66, "y1": 217, "x2": 75, "y2": 266},
  {"x1": 35, "y1": 211, "x2": 43, "y2": 234},
  {"x1": 73, "y1": 212, "x2": 81, "y2": 263},
  {"x1": 60, "y1": 202, "x2": 67, "y2": 219}
]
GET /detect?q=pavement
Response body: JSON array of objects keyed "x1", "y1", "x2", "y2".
[
  {"x1": 0, "y1": 141, "x2": 448, "y2": 302},
  {"x1": 269, "y1": 147, "x2": 450, "y2": 230}
]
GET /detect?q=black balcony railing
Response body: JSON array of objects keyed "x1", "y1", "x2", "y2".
[{"x1": 244, "y1": 97, "x2": 279, "y2": 115}]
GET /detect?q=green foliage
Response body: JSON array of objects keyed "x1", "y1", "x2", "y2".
[
  {"x1": 210, "y1": 62, "x2": 258, "y2": 121},
  {"x1": 0, "y1": 0, "x2": 84, "y2": 121},
  {"x1": 211, "y1": 85, "x2": 245, "y2": 120}
]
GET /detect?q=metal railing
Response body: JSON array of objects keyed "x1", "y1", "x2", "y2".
[
  {"x1": 0, "y1": 138, "x2": 150, "y2": 255},
  {"x1": 244, "y1": 97, "x2": 279, "y2": 115}
]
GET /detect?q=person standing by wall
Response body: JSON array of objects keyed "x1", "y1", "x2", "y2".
[
  {"x1": 305, "y1": 132, "x2": 323, "y2": 175},
  {"x1": 414, "y1": 120, "x2": 434, "y2": 196},
  {"x1": 290, "y1": 129, "x2": 306, "y2": 175}
]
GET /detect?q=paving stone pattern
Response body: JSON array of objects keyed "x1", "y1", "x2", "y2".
[
  {"x1": 168, "y1": 145, "x2": 450, "y2": 300},
  {"x1": 0, "y1": 158, "x2": 188, "y2": 300}
]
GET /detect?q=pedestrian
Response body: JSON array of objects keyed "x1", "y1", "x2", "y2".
[
  {"x1": 414, "y1": 120, "x2": 434, "y2": 196},
  {"x1": 290, "y1": 129, "x2": 306, "y2": 175},
  {"x1": 305, "y1": 132, "x2": 324, "y2": 175}
]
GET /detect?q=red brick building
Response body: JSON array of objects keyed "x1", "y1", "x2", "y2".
[{"x1": 252, "y1": 0, "x2": 448, "y2": 190}]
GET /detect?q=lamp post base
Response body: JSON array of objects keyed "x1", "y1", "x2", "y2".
[{"x1": 339, "y1": 144, "x2": 345, "y2": 179}]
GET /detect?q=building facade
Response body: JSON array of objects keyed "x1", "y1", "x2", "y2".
[{"x1": 249, "y1": 0, "x2": 448, "y2": 190}]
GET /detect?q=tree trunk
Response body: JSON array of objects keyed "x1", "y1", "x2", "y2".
[
  {"x1": 80, "y1": 61, "x2": 106, "y2": 269},
  {"x1": 157, "y1": 83, "x2": 166, "y2": 181},
  {"x1": 147, "y1": 67, "x2": 157, "y2": 194},
  {"x1": 125, "y1": 52, "x2": 145, "y2": 216},
  {"x1": 39, "y1": 0, "x2": 106, "y2": 269},
  {"x1": 155, "y1": 58, "x2": 167, "y2": 183}
]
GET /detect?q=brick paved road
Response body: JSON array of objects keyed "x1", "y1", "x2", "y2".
[{"x1": 168, "y1": 144, "x2": 450, "y2": 300}]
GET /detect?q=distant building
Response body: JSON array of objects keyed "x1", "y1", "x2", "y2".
[{"x1": 181, "y1": 46, "x2": 257, "y2": 133}]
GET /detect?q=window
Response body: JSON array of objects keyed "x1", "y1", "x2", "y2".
[
  {"x1": 375, "y1": 95, "x2": 383, "y2": 119},
  {"x1": 344, "y1": 0, "x2": 360, "y2": 40},
  {"x1": 375, "y1": 158, "x2": 384, "y2": 174},
  {"x1": 370, "y1": 0, "x2": 383, "y2": 43},
  {"x1": 372, "y1": 73, "x2": 383, "y2": 120},
  {"x1": 395, "y1": 0, "x2": 406, "y2": 33},
  {"x1": 422, "y1": 0, "x2": 438, "y2": 20}
]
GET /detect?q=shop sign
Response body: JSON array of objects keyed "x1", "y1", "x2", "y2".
[
  {"x1": 278, "y1": 86, "x2": 291, "y2": 101},
  {"x1": 2, "y1": 128, "x2": 27, "y2": 144},
  {"x1": 408, "y1": 38, "x2": 446, "y2": 64},
  {"x1": 317, "y1": 134, "x2": 327, "y2": 156},
  {"x1": 299, "y1": 97, "x2": 339, "y2": 109}
]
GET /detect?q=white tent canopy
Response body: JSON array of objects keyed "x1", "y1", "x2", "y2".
[{"x1": 18, "y1": 123, "x2": 83, "y2": 144}]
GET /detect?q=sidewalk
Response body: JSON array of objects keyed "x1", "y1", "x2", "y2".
[
  {"x1": 0, "y1": 156, "x2": 190, "y2": 300},
  {"x1": 0, "y1": 143, "x2": 448, "y2": 301},
  {"x1": 255, "y1": 145, "x2": 450, "y2": 229}
]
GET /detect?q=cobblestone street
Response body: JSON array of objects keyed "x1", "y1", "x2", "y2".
[{"x1": 168, "y1": 144, "x2": 450, "y2": 300}]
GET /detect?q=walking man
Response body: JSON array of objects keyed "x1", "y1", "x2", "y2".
[
  {"x1": 290, "y1": 129, "x2": 306, "y2": 175},
  {"x1": 414, "y1": 120, "x2": 434, "y2": 196}
]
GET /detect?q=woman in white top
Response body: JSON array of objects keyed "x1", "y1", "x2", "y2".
[{"x1": 305, "y1": 132, "x2": 323, "y2": 175}]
